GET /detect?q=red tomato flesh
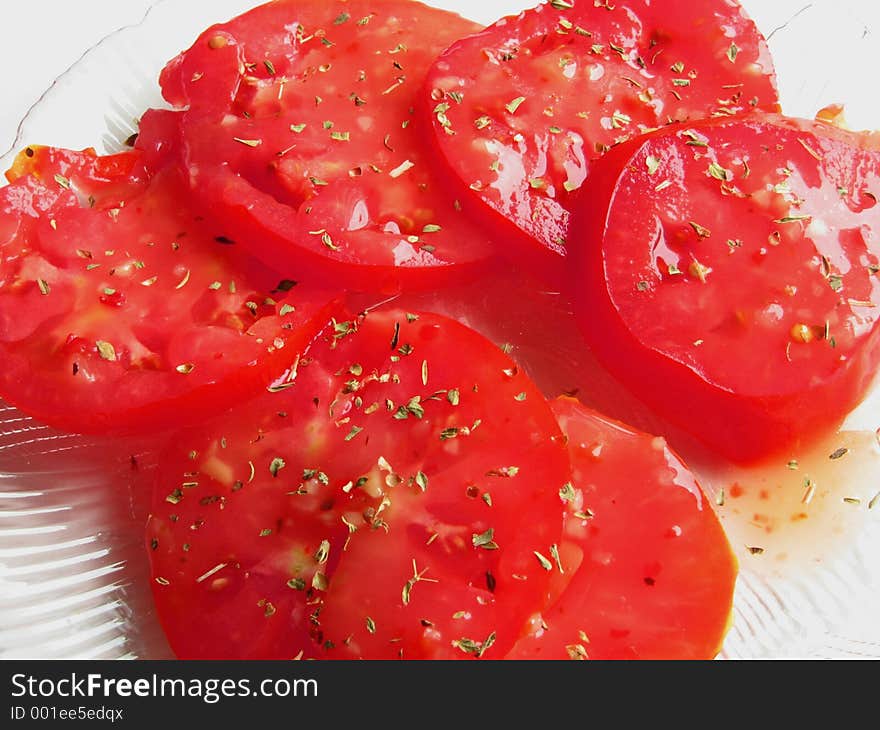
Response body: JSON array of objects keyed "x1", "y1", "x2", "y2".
[
  {"x1": 158, "y1": 0, "x2": 497, "y2": 291},
  {"x1": 0, "y1": 146, "x2": 337, "y2": 434},
  {"x1": 422, "y1": 0, "x2": 778, "y2": 276},
  {"x1": 571, "y1": 115, "x2": 880, "y2": 462},
  {"x1": 146, "y1": 309, "x2": 570, "y2": 659},
  {"x1": 507, "y1": 397, "x2": 736, "y2": 660}
]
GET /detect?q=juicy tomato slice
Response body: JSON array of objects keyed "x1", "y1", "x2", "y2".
[
  {"x1": 422, "y1": 0, "x2": 779, "y2": 277},
  {"x1": 146, "y1": 310, "x2": 570, "y2": 659},
  {"x1": 0, "y1": 145, "x2": 337, "y2": 434},
  {"x1": 158, "y1": 0, "x2": 497, "y2": 291},
  {"x1": 507, "y1": 397, "x2": 736, "y2": 660},
  {"x1": 571, "y1": 115, "x2": 880, "y2": 463}
]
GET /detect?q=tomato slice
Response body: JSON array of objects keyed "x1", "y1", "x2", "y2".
[
  {"x1": 570, "y1": 115, "x2": 880, "y2": 462},
  {"x1": 421, "y1": 0, "x2": 779, "y2": 278},
  {"x1": 0, "y1": 145, "x2": 337, "y2": 434},
  {"x1": 507, "y1": 397, "x2": 736, "y2": 660},
  {"x1": 146, "y1": 309, "x2": 571, "y2": 659},
  {"x1": 157, "y1": 0, "x2": 498, "y2": 291}
]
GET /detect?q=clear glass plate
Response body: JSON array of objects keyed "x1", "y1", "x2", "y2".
[{"x1": 1, "y1": 0, "x2": 879, "y2": 660}]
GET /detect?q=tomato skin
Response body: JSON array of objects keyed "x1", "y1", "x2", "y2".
[
  {"x1": 133, "y1": 108, "x2": 182, "y2": 175},
  {"x1": 421, "y1": 0, "x2": 779, "y2": 282},
  {"x1": 0, "y1": 145, "x2": 339, "y2": 435},
  {"x1": 507, "y1": 397, "x2": 736, "y2": 660},
  {"x1": 158, "y1": 0, "x2": 499, "y2": 292},
  {"x1": 146, "y1": 310, "x2": 571, "y2": 660},
  {"x1": 570, "y1": 115, "x2": 880, "y2": 463}
]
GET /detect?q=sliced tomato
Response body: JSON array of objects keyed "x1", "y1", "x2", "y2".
[
  {"x1": 570, "y1": 115, "x2": 880, "y2": 462},
  {"x1": 157, "y1": 0, "x2": 498, "y2": 292},
  {"x1": 422, "y1": 0, "x2": 779, "y2": 278},
  {"x1": 146, "y1": 309, "x2": 570, "y2": 659},
  {"x1": 0, "y1": 145, "x2": 337, "y2": 434},
  {"x1": 507, "y1": 397, "x2": 736, "y2": 660}
]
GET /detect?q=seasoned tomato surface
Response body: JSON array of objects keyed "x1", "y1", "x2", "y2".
[
  {"x1": 160, "y1": 0, "x2": 497, "y2": 291},
  {"x1": 508, "y1": 397, "x2": 736, "y2": 660},
  {"x1": 147, "y1": 309, "x2": 571, "y2": 659},
  {"x1": 0, "y1": 146, "x2": 336, "y2": 434},
  {"x1": 422, "y1": 0, "x2": 778, "y2": 275},
  {"x1": 571, "y1": 115, "x2": 880, "y2": 462}
]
